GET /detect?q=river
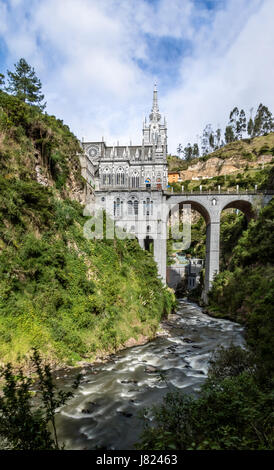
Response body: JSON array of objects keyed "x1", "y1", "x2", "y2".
[{"x1": 55, "y1": 299, "x2": 244, "y2": 450}]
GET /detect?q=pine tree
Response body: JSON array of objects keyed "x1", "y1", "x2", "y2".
[
  {"x1": 6, "y1": 58, "x2": 46, "y2": 110},
  {"x1": 225, "y1": 125, "x2": 235, "y2": 144}
]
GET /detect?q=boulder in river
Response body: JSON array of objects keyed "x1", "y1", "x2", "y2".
[
  {"x1": 145, "y1": 365, "x2": 158, "y2": 373},
  {"x1": 118, "y1": 411, "x2": 133, "y2": 418},
  {"x1": 121, "y1": 379, "x2": 138, "y2": 384}
]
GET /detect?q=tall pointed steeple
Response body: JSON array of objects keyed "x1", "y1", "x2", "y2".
[{"x1": 149, "y1": 83, "x2": 161, "y2": 123}]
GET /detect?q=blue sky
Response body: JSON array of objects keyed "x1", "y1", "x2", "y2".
[{"x1": 0, "y1": 0, "x2": 273, "y2": 152}]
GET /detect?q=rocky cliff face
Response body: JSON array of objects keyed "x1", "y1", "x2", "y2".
[{"x1": 181, "y1": 154, "x2": 273, "y2": 181}]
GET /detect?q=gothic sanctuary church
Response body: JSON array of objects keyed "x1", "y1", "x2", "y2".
[{"x1": 81, "y1": 85, "x2": 169, "y2": 280}]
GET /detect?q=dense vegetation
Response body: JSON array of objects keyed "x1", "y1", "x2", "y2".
[{"x1": 0, "y1": 90, "x2": 175, "y2": 367}]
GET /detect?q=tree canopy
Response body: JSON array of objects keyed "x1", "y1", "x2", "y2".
[{"x1": 6, "y1": 58, "x2": 46, "y2": 110}]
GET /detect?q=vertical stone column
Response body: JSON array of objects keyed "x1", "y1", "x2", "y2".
[
  {"x1": 153, "y1": 238, "x2": 167, "y2": 283},
  {"x1": 203, "y1": 219, "x2": 220, "y2": 300},
  {"x1": 153, "y1": 198, "x2": 167, "y2": 284}
]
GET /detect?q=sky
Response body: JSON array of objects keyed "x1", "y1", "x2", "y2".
[{"x1": 0, "y1": 0, "x2": 273, "y2": 153}]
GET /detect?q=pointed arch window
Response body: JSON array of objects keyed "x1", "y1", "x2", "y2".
[
  {"x1": 143, "y1": 198, "x2": 153, "y2": 216},
  {"x1": 131, "y1": 171, "x2": 139, "y2": 189},
  {"x1": 128, "y1": 197, "x2": 139, "y2": 216},
  {"x1": 127, "y1": 200, "x2": 133, "y2": 215},
  {"x1": 116, "y1": 168, "x2": 125, "y2": 186},
  {"x1": 114, "y1": 198, "x2": 123, "y2": 217},
  {"x1": 102, "y1": 167, "x2": 112, "y2": 186}
]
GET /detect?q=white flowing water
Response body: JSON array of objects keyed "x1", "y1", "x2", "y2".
[{"x1": 55, "y1": 299, "x2": 244, "y2": 450}]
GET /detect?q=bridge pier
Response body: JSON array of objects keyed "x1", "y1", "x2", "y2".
[
  {"x1": 154, "y1": 238, "x2": 167, "y2": 283},
  {"x1": 203, "y1": 220, "x2": 220, "y2": 303}
]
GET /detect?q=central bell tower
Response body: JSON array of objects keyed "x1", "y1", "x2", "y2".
[{"x1": 143, "y1": 84, "x2": 167, "y2": 154}]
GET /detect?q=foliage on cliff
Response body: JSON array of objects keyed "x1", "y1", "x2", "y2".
[
  {"x1": 208, "y1": 199, "x2": 274, "y2": 373},
  {"x1": 0, "y1": 91, "x2": 175, "y2": 367}
]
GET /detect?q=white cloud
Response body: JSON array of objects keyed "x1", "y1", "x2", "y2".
[
  {"x1": 0, "y1": 0, "x2": 273, "y2": 153},
  {"x1": 164, "y1": 0, "x2": 274, "y2": 151}
]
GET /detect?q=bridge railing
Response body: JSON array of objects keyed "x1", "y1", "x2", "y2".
[{"x1": 165, "y1": 188, "x2": 274, "y2": 196}]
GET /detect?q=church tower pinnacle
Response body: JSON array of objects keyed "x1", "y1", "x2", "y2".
[
  {"x1": 149, "y1": 83, "x2": 161, "y2": 123},
  {"x1": 143, "y1": 84, "x2": 167, "y2": 156}
]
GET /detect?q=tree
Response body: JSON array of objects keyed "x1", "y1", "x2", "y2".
[
  {"x1": 0, "y1": 73, "x2": 4, "y2": 89},
  {"x1": 201, "y1": 124, "x2": 213, "y2": 155},
  {"x1": 229, "y1": 107, "x2": 239, "y2": 140},
  {"x1": 183, "y1": 143, "x2": 193, "y2": 161},
  {"x1": 253, "y1": 104, "x2": 273, "y2": 136},
  {"x1": 215, "y1": 128, "x2": 222, "y2": 149},
  {"x1": 192, "y1": 143, "x2": 199, "y2": 158},
  {"x1": 209, "y1": 132, "x2": 215, "y2": 151},
  {"x1": 0, "y1": 349, "x2": 81, "y2": 450},
  {"x1": 247, "y1": 117, "x2": 254, "y2": 137},
  {"x1": 6, "y1": 58, "x2": 46, "y2": 110},
  {"x1": 225, "y1": 125, "x2": 235, "y2": 144},
  {"x1": 238, "y1": 109, "x2": 246, "y2": 139},
  {"x1": 177, "y1": 143, "x2": 183, "y2": 158}
]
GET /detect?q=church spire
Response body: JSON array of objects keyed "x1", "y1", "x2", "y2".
[
  {"x1": 149, "y1": 83, "x2": 161, "y2": 122},
  {"x1": 152, "y1": 82, "x2": 159, "y2": 113}
]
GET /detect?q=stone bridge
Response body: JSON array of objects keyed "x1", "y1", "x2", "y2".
[
  {"x1": 152, "y1": 190, "x2": 272, "y2": 302},
  {"x1": 92, "y1": 186, "x2": 272, "y2": 303}
]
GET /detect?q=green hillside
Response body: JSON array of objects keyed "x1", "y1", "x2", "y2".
[
  {"x1": 168, "y1": 133, "x2": 274, "y2": 194},
  {"x1": 168, "y1": 133, "x2": 274, "y2": 172},
  {"x1": 0, "y1": 91, "x2": 175, "y2": 368}
]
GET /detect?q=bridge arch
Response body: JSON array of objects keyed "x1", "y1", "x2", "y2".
[
  {"x1": 221, "y1": 199, "x2": 255, "y2": 221},
  {"x1": 168, "y1": 198, "x2": 211, "y2": 226},
  {"x1": 165, "y1": 197, "x2": 215, "y2": 301}
]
